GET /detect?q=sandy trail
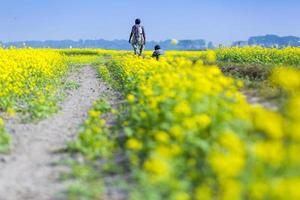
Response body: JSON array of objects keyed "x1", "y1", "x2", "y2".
[
  {"x1": 243, "y1": 90, "x2": 278, "y2": 111},
  {"x1": 0, "y1": 66, "x2": 111, "y2": 200}
]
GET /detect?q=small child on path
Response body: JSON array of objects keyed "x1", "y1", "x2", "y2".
[{"x1": 152, "y1": 45, "x2": 164, "y2": 60}]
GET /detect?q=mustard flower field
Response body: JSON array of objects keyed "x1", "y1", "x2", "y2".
[{"x1": 0, "y1": 47, "x2": 300, "y2": 200}]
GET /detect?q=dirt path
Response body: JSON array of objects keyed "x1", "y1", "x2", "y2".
[
  {"x1": 0, "y1": 66, "x2": 110, "y2": 200},
  {"x1": 242, "y1": 90, "x2": 278, "y2": 111}
]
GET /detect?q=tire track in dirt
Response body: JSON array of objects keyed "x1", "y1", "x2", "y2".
[{"x1": 0, "y1": 66, "x2": 112, "y2": 200}]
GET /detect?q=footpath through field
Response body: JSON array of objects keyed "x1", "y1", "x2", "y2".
[{"x1": 0, "y1": 66, "x2": 113, "y2": 200}]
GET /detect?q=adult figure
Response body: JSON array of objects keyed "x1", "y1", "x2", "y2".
[{"x1": 129, "y1": 18, "x2": 146, "y2": 56}]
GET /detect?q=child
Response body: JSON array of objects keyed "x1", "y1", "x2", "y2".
[
  {"x1": 129, "y1": 18, "x2": 146, "y2": 56},
  {"x1": 152, "y1": 45, "x2": 164, "y2": 60}
]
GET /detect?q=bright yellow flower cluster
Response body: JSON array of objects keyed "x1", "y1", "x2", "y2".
[
  {"x1": 59, "y1": 49, "x2": 129, "y2": 65},
  {"x1": 64, "y1": 55, "x2": 102, "y2": 65},
  {"x1": 59, "y1": 48, "x2": 129, "y2": 56},
  {"x1": 216, "y1": 46, "x2": 300, "y2": 65},
  {"x1": 101, "y1": 54, "x2": 300, "y2": 199},
  {"x1": 0, "y1": 48, "x2": 68, "y2": 118},
  {"x1": 271, "y1": 67, "x2": 300, "y2": 92}
]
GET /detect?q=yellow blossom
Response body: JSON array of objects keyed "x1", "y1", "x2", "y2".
[
  {"x1": 127, "y1": 94, "x2": 135, "y2": 103},
  {"x1": 126, "y1": 138, "x2": 143, "y2": 151}
]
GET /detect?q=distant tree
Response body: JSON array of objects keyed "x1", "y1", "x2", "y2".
[
  {"x1": 248, "y1": 34, "x2": 300, "y2": 48},
  {"x1": 207, "y1": 41, "x2": 214, "y2": 49},
  {"x1": 2, "y1": 39, "x2": 210, "y2": 50}
]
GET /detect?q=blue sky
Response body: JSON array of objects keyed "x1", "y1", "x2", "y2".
[{"x1": 0, "y1": 0, "x2": 299, "y2": 44}]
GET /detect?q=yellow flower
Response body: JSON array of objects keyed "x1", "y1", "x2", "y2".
[
  {"x1": 143, "y1": 156, "x2": 170, "y2": 178},
  {"x1": 287, "y1": 144, "x2": 300, "y2": 163},
  {"x1": 170, "y1": 125, "x2": 184, "y2": 141},
  {"x1": 195, "y1": 185, "x2": 212, "y2": 200},
  {"x1": 206, "y1": 50, "x2": 216, "y2": 62},
  {"x1": 139, "y1": 111, "x2": 147, "y2": 119},
  {"x1": 253, "y1": 107, "x2": 284, "y2": 139},
  {"x1": 220, "y1": 179, "x2": 242, "y2": 200},
  {"x1": 126, "y1": 138, "x2": 143, "y2": 151},
  {"x1": 271, "y1": 67, "x2": 300, "y2": 91},
  {"x1": 7, "y1": 107, "x2": 15, "y2": 117},
  {"x1": 249, "y1": 181, "x2": 269, "y2": 200},
  {"x1": 173, "y1": 192, "x2": 190, "y2": 200},
  {"x1": 0, "y1": 118, "x2": 4, "y2": 126},
  {"x1": 88, "y1": 110, "x2": 101, "y2": 118},
  {"x1": 271, "y1": 178, "x2": 300, "y2": 200},
  {"x1": 174, "y1": 101, "x2": 192, "y2": 115},
  {"x1": 127, "y1": 94, "x2": 135, "y2": 103},
  {"x1": 209, "y1": 150, "x2": 245, "y2": 178},
  {"x1": 194, "y1": 114, "x2": 211, "y2": 128},
  {"x1": 219, "y1": 131, "x2": 245, "y2": 155},
  {"x1": 253, "y1": 141, "x2": 284, "y2": 165},
  {"x1": 154, "y1": 131, "x2": 170, "y2": 143}
]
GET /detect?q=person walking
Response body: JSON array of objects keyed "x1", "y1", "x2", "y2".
[{"x1": 129, "y1": 18, "x2": 146, "y2": 56}]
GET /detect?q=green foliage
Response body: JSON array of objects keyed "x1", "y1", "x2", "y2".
[
  {"x1": 98, "y1": 66, "x2": 112, "y2": 83},
  {"x1": 66, "y1": 99, "x2": 126, "y2": 199},
  {"x1": 68, "y1": 99, "x2": 114, "y2": 160},
  {"x1": 0, "y1": 120, "x2": 11, "y2": 153},
  {"x1": 64, "y1": 81, "x2": 80, "y2": 90},
  {"x1": 66, "y1": 164, "x2": 104, "y2": 200}
]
